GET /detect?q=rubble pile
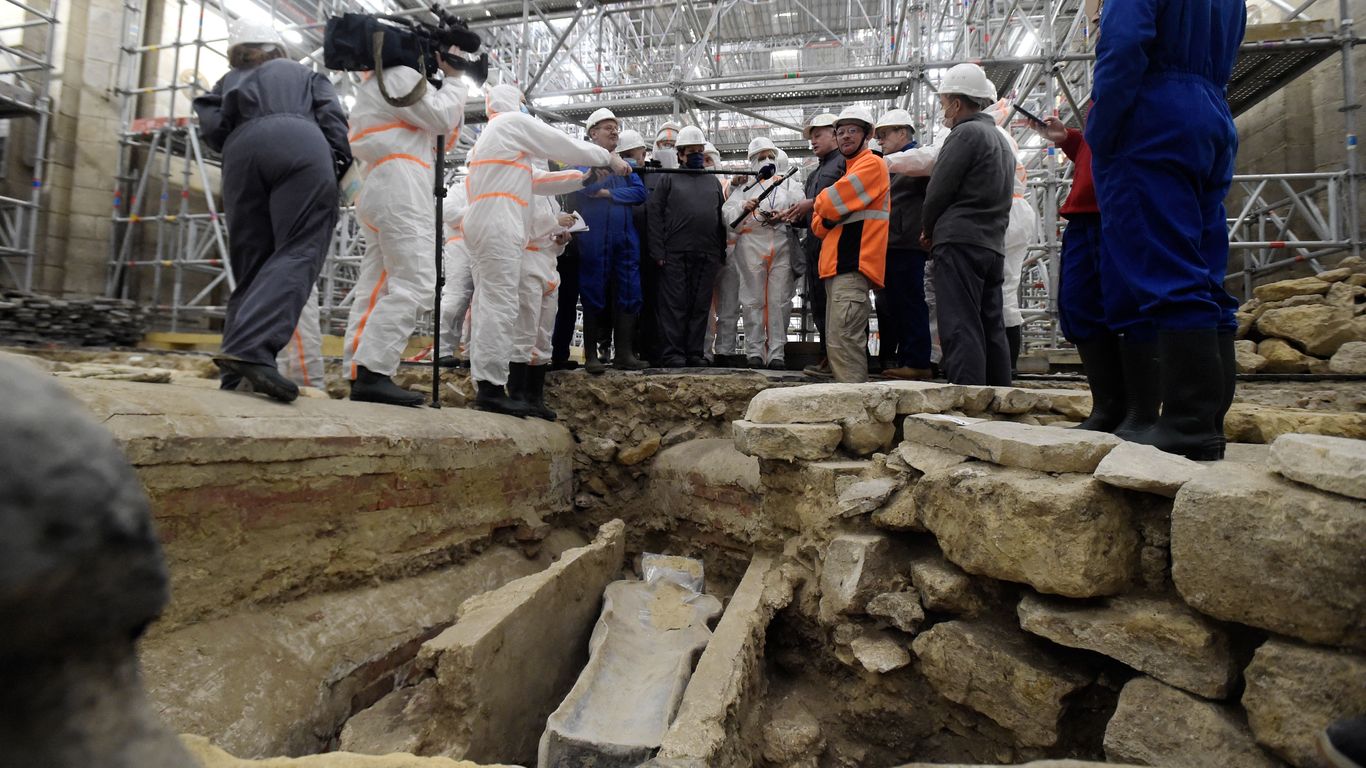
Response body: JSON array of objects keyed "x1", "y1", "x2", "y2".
[
  {"x1": 1234, "y1": 256, "x2": 1366, "y2": 374},
  {"x1": 0, "y1": 290, "x2": 146, "y2": 347}
]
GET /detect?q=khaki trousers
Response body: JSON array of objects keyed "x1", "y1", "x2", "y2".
[{"x1": 824, "y1": 272, "x2": 871, "y2": 383}]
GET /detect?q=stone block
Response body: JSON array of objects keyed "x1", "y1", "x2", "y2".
[
  {"x1": 1093, "y1": 441, "x2": 1205, "y2": 498},
  {"x1": 913, "y1": 464, "x2": 1140, "y2": 598},
  {"x1": 1018, "y1": 593, "x2": 1236, "y2": 698},
  {"x1": 958, "y1": 421, "x2": 1122, "y2": 474},
  {"x1": 1026, "y1": 388, "x2": 1094, "y2": 420},
  {"x1": 874, "y1": 380, "x2": 966, "y2": 414},
  {"x1": 842, "y1": 418, "x2": 897, "y2": 456},
  {"x1": 420, "y1": 520, "x2": 626, "y2": 763},
  {"x1": 1254, "y1": 276, "x2": 1334, "y2": 302},
  {"x1": 182, "y1": 735, "x2": 512, "y2": 767},
  {"x1": 890, "y1": 441, "x2": 969, "y2": 474},
  {"x1": 1329, "y1": 341, "x2": 1366, "y2": 373},
  {"x1": 867, "y1": 590, "x2": 925, "y2": 634},
  {"x1": 1325, "y1": 280, "x2": 1366, "y2": 308},
  {"x1": 1225, "y1": 404, "x2": 1366, "y2": 443},
  {"x1": 1235, "y1": 339, "x2": 1269, "y2": 373},
  {"x1": 1242, "y1": 639, "x2": 1366, "y2": 768},
  {"x1": 819, "y1": 534, "x2": 900, "y2": 622},
  {"x1": 901, "y1": 413, "x2": 989, "y2": 455},
  {"x1": 617, "y1": 430, "x2": 661, "y2": 465},
  {"x1": 850, "y1": 630, "x2": 912, "y2": 673},
  {"x1": 648, "y1": 440, "x2": 763, "y2": 544},
  {"x1": 870, "y1": 487, "x2": 924, "y2": 532},
  {"x1": 912, "y1": 620, "x2": 1091, "y2": 747},
  {"x1": 1269, "y1": 433, "x2": 1366, "y2": 500},
  {"x1": 760, "y1": 699, "x2": 824, "y2": 767},
  {"x1": 909, "y1": 549, "x2": 989, "y2": 616},
  {"x1": 837, "y1": 476, "x2": 901, "y2": 517},
  {"x1": 1258, "y1": 338, "x2": 1313, "y2": 373},
  {"x1": 732, "y1": 420, "x2": 843, "y2": 461},
  {"x1": 759, "y1": 459, "x2": 871, "y2": 540},
  {"x1": 1258, "y1": 304, "x2": 1363, "y2": 357},
  {"x1": 744, "y1": 383, "x2": 896, "y2": 425},
  {"x1": 990, "y1": 387, "x2": 1053, "y2": 414},
  {"x1": 1103, "y1": 677, "x2": 1280, "y2": 768},
  {"x1": 1172, "y1": 462, "x2": 1366, "y2": 649}
]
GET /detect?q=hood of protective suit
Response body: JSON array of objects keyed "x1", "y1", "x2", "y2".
[
  {"x1": 985, "y1": 98, "x2": 1011, "y2": 128},
  {"x1": 775, "y1": 149, "x2": 791, "y2": 175},
  {"x1": 485, "y1": 84, "x2": 524, "y2": 119}
]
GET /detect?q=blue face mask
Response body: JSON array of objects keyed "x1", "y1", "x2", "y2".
[
  {"x1": 520, "y1": 105, "x2": 530, "y2": 114},
  {"x1": 686, "y1": 152, "x2": 705, "y2": 169},
  {"x1": 625, "y1": 157, "x2": 639, "y2": 167}
]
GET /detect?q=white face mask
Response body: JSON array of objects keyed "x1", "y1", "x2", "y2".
[
  {"x1": 751, "y1": 156, "x2": 777, "y2": 175},
  {"x1": 653, "y1": 147, "x2": 678, "y2": 169}
]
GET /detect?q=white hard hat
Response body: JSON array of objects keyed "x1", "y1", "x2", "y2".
[
  {"x1": 676, "y1": 125, "x2": 706, "y2": 147},
  {"x1": 875, "y1": 108, "x2": 916, "y2": 132},
  {"x1": 228, "y1": 19, "x2": 284, "y2": 53},
  {"x1": 617, "y1": 129, "x2": 647, "y2": 153},
  {"x1": 746, "y1": 136, "x2": 778, "y2": 159},
  {"x1": 655, "y1": 121, "x2": 682, "y2": 146},
  {"x1": 586, "y1": 108, "x2": 619, "y2": 131},
  {"x1": 804, "y1": 112, "x2": 838, "y2": 138},
  {"x1": 939, "y1": 62, "x2": 997, "y2": 105},
  {"x1": 834, "y1": 105, "x2": 875, "y2": 132},
  {"x1": 704, "y1": 142, "x2": 721, "y2": 165}
]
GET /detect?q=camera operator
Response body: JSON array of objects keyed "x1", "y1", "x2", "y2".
[
  {"x1": 193, "y1": 21, "x2": 351, "y2": 404},
  {"x1": 341, "y1": 41, "x2": 468, "y2": 407}
]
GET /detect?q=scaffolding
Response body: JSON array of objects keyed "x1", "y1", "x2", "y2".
[
  {"x1": 0, "y1": 0, "x2": 58, "y2": 292},
  {"x1": 103, "y1": 0, "x2": 1362, "y2": 348}
]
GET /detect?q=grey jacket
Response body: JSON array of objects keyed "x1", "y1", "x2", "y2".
[
  {"x1": 647, "y1": 173, "x2": 726, "y2": 263},
  {"x1": 921, "y1": 111, "x2": 1014, "y2": 255}
]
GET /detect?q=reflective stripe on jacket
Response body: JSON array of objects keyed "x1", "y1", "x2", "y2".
[{"x1": 812, "y1": 147, "x2": 890, "y2": 288}]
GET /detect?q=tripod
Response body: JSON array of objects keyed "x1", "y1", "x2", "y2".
[{"x1": 430, "y1": 133, "x2": 447, "y2": 408}]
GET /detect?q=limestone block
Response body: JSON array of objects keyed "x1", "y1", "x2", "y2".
[
  {"x1": 617, "y1": 430, "x2": 661, "y2": 465},
  {"x1": 1225, "y1": 404, "x2": 1366, "y2": 443},
  {"x1": 841, "y1": 419, "x2": 897, "y2": 456},
  {"x1": 850, "y1": 630, "x2": 912, "y2": 673},
  {"x1": 837, "y1": 476, "x2": 901, "y2": 517},
  {"x1": 1258, "y1": 338, "x2": 1314, "y2": 373},
  {"x1": 1236, "y1": 344, "x2": 1268, "y2": 373},
  {"x1": 1242, "y1": 639, "x2": 1366, "y2": 768},
  {"x1": 1317, "y1": 267, "x2": 1354, "y2": 282},
  {"x1": 581, "y1": 436, "x2": 619, "y2": 462},
  {"x1": 1257, "y1": 305, "x2": 1362, "y2": 357},
  {"x1": 874, "y1": 380, "x2": 966, "y2": 414},
  {"x1": 1329, "y1": 341, "x2": 1366, "y2": 374},
  {"x1": 871, "y1": 487, "x2": 924, "y2": 532},
  {"x1": 913, "y1": 464, "x2": 1140, "y2": 598},
  {"x1": 911, "y1": 620, "x2": 1091, "y2": 747},
  {"x1": 181, "y1": 735, "x2": 512, "y2": 768},
  {"x1": 732, "y1": 420, "x2": 843, "y2": 461},
  {"x1": 744, "y1": 383, "x2": 897, "y2": 425},
  {"x1": 538, "y1": 578, "x2": 723, "y2": 767},
  {"x1": 1171, "y1": 463, "x2": 1366, "y2": 649},
  {"x1": 1254, "y1": 276, "x2": 1334, "y2": 302},
  {"x1": 990, "y1": 387, "x2": 1053, "y2": 414},
  {"x1": 1103, "y1": 677, "x2": 1280, "y2": 768},
  {"x1": 819, "y1": 534, "x2": 900, "y2": 622},
  {"x1": 909, "y1": 550, "x2": 989, "y2": 616},
  {"x1": 1026, "y1": 388, "x2": 1094, "y2": 420},
  {"x1": 420, "y1": 520, "x2": 626, "y2": 763},
  {"x1": 339, "y1": 680, "x2": 437, "y2": 756},
  {"x1": 1269, "y1": 433, "x2": 1366, "y2": 500},
  {"x1": 901, "y1": 413, "x2": 989, "y2": 455},
  {"x1": 890, "y1": 441, "x2": 970, "y2": 474},
  {"x1": 1018, "y1": 593, "x2": 1236, "y2": 698},
  {"x1": 649, "y1": 440, "x2": 764, "y2": 544},
  {"x1": 760, "y1": 699, "x2": 824, "y2": 767},
  {"x1": 1093, "y1": 441, "x2": 1205, "y2": 498},
  {"x1": 1237, "y1": 311, "x2": 1255, "y2": 339},
  {"x1": 867, "y1": 590, "x2": 925, "y2": 634},
  {"x1": 957, "y1": 420, "x2": 1122, "y2": 474},
  {"x1": 1325, "y1": 280, "x2": 1366, "y2": 307}
]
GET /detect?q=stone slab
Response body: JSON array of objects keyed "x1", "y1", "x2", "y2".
[
  {"x1": 901, "y1": 413, "x2": 989, "y2": 455},
  {"x1": 1093, "y1": 441, "x2": 1205, "y2": 498},
  {"x1": 873, "y1": 380, "x2": 973, "y2": 415},
  {"x1": 1025, "y1": 388, "x2": 1094, "y2": 420},
  {"x1": 1269, "y1": 433, "x2": 1366, "y2": 500},
  {"x1": 1018, "y1": 593, "x2": 1236, "y2": 699},
  {"x1": 648, "y1": 439, "x2": 764, "y2": 544},
  {"x1": 1242, "y1": 639, "x2": 1366, "y2": 768},
  {"x1": 1103, "y1": 677, "x2": 1280, "y2": 768},
  {"x1": 909, "y1": 549, "x2": 989, "y2": 616},
  {"x1": 837, "y1": 476, "x2": 902, "y2": 517},
  {"x1": 819, "y1": 534, "x2": 899, "y2": 622},
  {"x1": 743, "y1": 384, "x2": 897, "y2": 425},
  {"x1": 890, "y1": 442, "x2": 970, "y2": 474},
  {"x1": 850, "y1": 630, "x2": 912, "y2": 673},
  {"x1": 1171, "y1": 463, "x2": 1366, "y2": 649},
  {"x1": 732, "y1": 420, "x2": 843, "y2": 462},
  {"x1": 957, "y1": 421, "x2": 1122, "y2": 474},
  {"x1": 181, "y1": 735, "x2": 515, "y2": 767}
]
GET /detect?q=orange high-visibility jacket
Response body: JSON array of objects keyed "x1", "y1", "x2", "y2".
[{"x1": 812, "y1": 147, "x2": 890, "y2": 288}]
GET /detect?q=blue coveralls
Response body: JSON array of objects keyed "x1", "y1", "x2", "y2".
[
  {"x1": 573, "y1": 171, "x2": 649, "y2": 315},
  {"x1": 1086, "y1": 0, "x2": 1246, "y2": 334}
]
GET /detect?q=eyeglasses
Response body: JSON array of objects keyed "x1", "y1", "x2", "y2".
[{"x1": 834, "y1": 126, "x2": 865, "y2": 138}]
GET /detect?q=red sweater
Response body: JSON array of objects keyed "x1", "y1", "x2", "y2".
[{"x1": 1059, "y1": 128, "x2": 1099, "y2": 217}]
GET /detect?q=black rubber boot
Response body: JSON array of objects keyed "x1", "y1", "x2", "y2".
[
  {"x1": 349, "y1": 365, "x2": 423, "y2": 407},
  {"x1": 1130, "y1": 329, "x2": 1227, "y2": 461},
  {"x1": 522, "y1": 364, "x2": 558, "y2": 421},
  {"x1": 1214, "y1": 331, "x2": 1236, "y2": 454},
  {"x1": 1071, "y1": 337, "x2": 1125, "y2": 432},
  {"x1": 506, "y1": 361, "x2": 529, "y2": 403},
  {"x1": 613, "y1": 313, "x2": 650, "y2": 370},
  {"x1": 437, "y1": 355, "x2": 464, "y2": 369},
  {"x1": 472, "y1": 379, "x2": 532, "y2": 417},
  {"x1": 1112, "y1": 341, "x2": 1161, "y2": 441},
  {"x1": 583, "y1": 311, "x2": 606, "y2": 375},
  {"x1": 214, "y1": 358, "x2": 299, "y2": 403},
  {"x1": 1320, "y1": 715, "x2": 1366, "y2": 768}
]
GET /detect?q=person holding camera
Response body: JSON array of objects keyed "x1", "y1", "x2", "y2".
[
  {"x1": 192, "y1": 21, "x2": 351, "y2": 403},
  {"x1": 340, "y1": 43, "x2": 468, "y2": 407}
]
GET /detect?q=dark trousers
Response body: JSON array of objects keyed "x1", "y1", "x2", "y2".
[
  {"x1": 551, "y1": 237, "x2": 581, "y2": 364},
  {"x1": 657, "y1": 251, "x2": 720, "y2": 365},
  {"x1": 1058, "y1": 213, "x2": 1155, "y2": 344},
  {"x1": 219, "y1": 115, "x2": 338, "y2": 367},
  {"x1": 874, "y1": 248, "x2": 931, "y2": 369},
  {"x1": 932, "y1": 242, "x2": 1012, "y2": 386},
  {"x1": 802, "y1": 234, "x2": 827, "y2": 348},
  {"x1": 638, "y1": 253, "x2": 662, "y2": 360}
]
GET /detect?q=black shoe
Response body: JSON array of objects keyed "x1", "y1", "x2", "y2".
[
  {"x1": 767, "y1": 358, "x2": 786, "y2": 371},
  {"x1": 686, "y1": 356, "x2": 709, "y2": 367},
  {"x1": 1130, "y1": 329, "x2": 1227, "y2": 461},
  {"x1": 1321, "y1": 716, "x2": 1366, "y2": 768},
  {"x1": 220, "y1": 373, "x2": 243, "y2": 391},
  {"x1": 214, "y1": 358, "x2": 299, "y2": 403},
  {"x1": 746, "y1": 356, "x2": 764, "y2": 368},
  {"x1": 522, "y1": 364, "x2": 558, "y2": 421},
  {"x1": 507, "y1": 361, "x2": 529, "y2": 402},
  {"x1": 1113, "y1": 340, "x2": 1160, "y2": 441},
  {"x1": 349, "y1": 365, "x2": 424, "y2": 407},
  {"x1": 550, "y1": 359, "x2": 579, "y2": 371},
  {"x1": 613, "y1": 313, "x2": 650, "y2": 370},
  {"x1": 583, "y1": 311, "x2": 607, "y2": 375},
  {"x1": 437, "y1": 355, "x2": 464, "y2": 369},
  {"x1": 1071, "y1": 337, "x2": 1125, "y2": 432},
  {"x1": 472, "y1": 379, "x2": 532, "y2": 417}
]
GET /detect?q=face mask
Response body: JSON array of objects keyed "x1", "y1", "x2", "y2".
[
  {"x1": 520, "y1": 105, "x2": 530, "y2": 114},
  {"x1": 752, "y1": 158, "x2": 777, "y2": 176},
  {"x1": 686, "y1": 152, "x2": 705, "y2": 169},
  {"x1": 624, "y1": 157, "x2": 639, "y2": 167},
  {"x1": 653, "y1": 148, "x2": 678, "y2": 169}
]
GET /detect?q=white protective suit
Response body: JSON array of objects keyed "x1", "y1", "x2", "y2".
[
  {"x1": 436, "y1": 179, "x2": 473, "y2": 359},
  {"x1": 513, "y1": 169, "x2": 572, "y2": 365},
  {"x1": 276, "y1": 284, "x2": 324, "y2": 388},
  {"x1": 723, "y1": 154, "x2": 800, "y2": 363},
  {"x1": 465, "y1": 85, "x2": 610, "y2": 385},
  {"x1": 985, "y1": 101, "x2": 1042, "y2": 329},
  {"x1": 343, "y1": 66, "x2": 466, "y2": 379}
]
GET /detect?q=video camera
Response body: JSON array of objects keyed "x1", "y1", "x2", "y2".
[{"x1": 324, "y1": 4, "x2": 489, "y2": 88}]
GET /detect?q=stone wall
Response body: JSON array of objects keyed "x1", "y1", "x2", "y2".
[{"x1": 733, "y1": 381, "x2": 1366, "y2": 767}]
